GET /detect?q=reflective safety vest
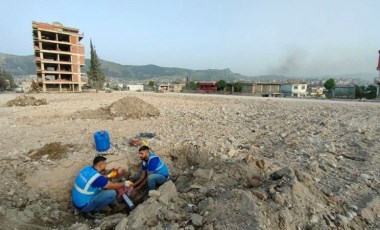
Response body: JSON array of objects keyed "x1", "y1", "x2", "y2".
[
  {"x1": 142, "y1": 152, "x2": 169, "y2": 177},
  {"x1": 72, "y1": 166, "x2": 102, "y2": 208}
]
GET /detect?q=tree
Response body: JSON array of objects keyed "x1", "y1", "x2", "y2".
[
  {"x1": 323, "y1": 78, "x2": 336, "y2": 90},
  {"x1": 324, "y1": 78, "x2": 335, "y2": 98},
  {"x1": 0, "y1": 66, "x2": 15, "y2": 90},
  {"x1": 355, "y1": 85, "x2": 365, "y2": 99},
  {"x1": 233, "y1": 82, "x2": 242, "y2": 93},
  {"x1": 188, "y1": 81, "x2": 197, "y2": 90},
  {"x1": 356, "y1": 85, "x2": 377, "y2": 99},
  {"x1": 148, "y1": 81, "x2": 155, "y2": 91},
  {"x1": 87, "y1": 40, "x2": 105, "y2": 92},
  {"x1": 366, "y1": 85, "x2": 377, "y2": 99},
  {"x1": 217, "y1": 80, "x2": 227, "y2": 91}
]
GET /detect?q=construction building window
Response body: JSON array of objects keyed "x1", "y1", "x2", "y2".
[
  {"x1": 57, "y1": 34, "x2": 70, "y2": 42},
  {"x1": 60, "y1": 64, "x2": 71, "y2": 72},
  {"x1": 42, "y1": 43, "x2": 56, "y2": 51},
  {"x1": 61, "y1": 74, "x2": 72, "y2": 81},
  {"x1": 60, "y1": 54, "x2": 71, "y2": 62},
  {"x1": 45, "y1": 63, "x2": 58, "y2": 71},
  {"x1": 44, "y1": 53, "x2": 58, "y2": 61},
  {"x1": 58, "y1": 44, "x2": 70, "y2": 52},
  {"x1": 294, "y1": 85, "x2": 298, "y2": 90},
  {"x1": 40, "y1": 31, "x2": 56, "y2": 41}
]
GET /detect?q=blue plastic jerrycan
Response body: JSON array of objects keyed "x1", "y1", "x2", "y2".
[{"x1": 94, "y1": 130, "x2": 110, "y2": 152}]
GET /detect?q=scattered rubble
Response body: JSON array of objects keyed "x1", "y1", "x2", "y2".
[
  {"x1": 6, "y1": 95, "x2": 47, "y2": 107},
  {"x1": 0, "y1": 93, "x2": 379, "y2": 229}
]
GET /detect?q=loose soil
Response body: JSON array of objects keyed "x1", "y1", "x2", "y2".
[
  {"x1": 74, "y1": 96, "x2": 160, "y2": 120},
  {"x1": 0, "y1": 92, "x2": 379, "y2": 229},
  {"x1": 6, "y1": 95, "x2": 48, "y2": 107}
]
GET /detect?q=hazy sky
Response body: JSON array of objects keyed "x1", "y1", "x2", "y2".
[{"x1": 0, "y1": 0, "x2": 379, "y2": 76}]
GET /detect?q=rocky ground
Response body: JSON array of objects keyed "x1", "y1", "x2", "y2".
[{"x1": 0, "y1": 92, "x2": 379, "y2": 230}]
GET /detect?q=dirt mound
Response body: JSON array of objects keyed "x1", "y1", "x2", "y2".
[
  {"x1": 6, "y1": 95, "x2": 47, "y2": 107},
  {"x1": 28, "y1": 142, "x2": 75, "y2": 160},
  {"x1": 75, "y1": 96, "x2": 160, "y2": 120}
]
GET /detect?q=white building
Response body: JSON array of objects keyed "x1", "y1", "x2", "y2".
[
  {"x1": 281, "y1": 83, "x2": 307, "y2": 97},
  {"x1": 126, "y1": 84, "x2": 144, "y2": 91}
]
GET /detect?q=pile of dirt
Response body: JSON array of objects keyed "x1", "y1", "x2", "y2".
[
  {"x1": 28, "y1": 142, "x2": 75, "y2": 160},
  {"x1": 6, "y1": 96, "x2": 48, "y2": 107},
  {"x1": 74, "y1": 96, "x2": 160, "y2": 120}
]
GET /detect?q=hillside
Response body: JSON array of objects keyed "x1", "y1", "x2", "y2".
[{"x1": 0, "y1": 53, "x2": 241, "y2": 81}]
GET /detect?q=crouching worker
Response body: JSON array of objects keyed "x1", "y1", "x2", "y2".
[
  {"x1": 72, "y1": 156, "x2": 133, "y2": 215},
  {"x1": 133, "y1": 146, "x2": 169, "y2": 193}
]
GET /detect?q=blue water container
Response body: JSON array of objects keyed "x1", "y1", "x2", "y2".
[{"x1": 94, "y1": 131, "x2": 110, "y2": 152}]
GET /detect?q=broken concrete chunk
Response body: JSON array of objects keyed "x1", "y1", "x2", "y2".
[
  {"x1": 270, "y1": 167, "x2": 294, "y2": 180},
  {"x1": 191, "y1": 213, "x2": 203, "y2": 227},
  {"x1": 193, "y1": 168, "x2": 214, "y2": 181},
  {"x1": 158, "y1": 180, "x2": 178, "y2": 205}
]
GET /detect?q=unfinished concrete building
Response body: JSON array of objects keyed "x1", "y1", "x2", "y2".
[{"x1": 32, "y1": 21, "x2": 85, "y2": 92}]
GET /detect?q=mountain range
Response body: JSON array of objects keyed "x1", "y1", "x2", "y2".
[
  {"x1": 0, "y1": 52, "x2": 375, "y2": 82},
  {"x1": 0, "y1": 53, "x2": 242, "y2": 82}
]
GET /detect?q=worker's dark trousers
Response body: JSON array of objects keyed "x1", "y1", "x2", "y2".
[
  {"x1": 147, "y1": 173, "x2": 167, "y2": 191},
  {"x1": 81, "y1": 190, "x2": 116, "y2": 213}
]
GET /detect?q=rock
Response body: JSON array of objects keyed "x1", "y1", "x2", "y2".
[
  {"x1": 228, "y1": 148, "x2": 237, "y2": 158},
  {"x1": 113, "y1": 116, "x2": 124, "y2": 121},
  {"x1": 193, "y1": 168, "x2": 214, "y2": 181},
  {"x1": 337, "y1": 214, "x2": 350, "y2": 226},
  {"x1": 274, "y1": 193, "x2": 285, "y2": 205},
  {"x1": 115, "y1": 218, "x2": 128, "y2": 230},
  {"x1": 280, "y1": 132, "x2": 287, "y2": 138},
  {"x1": 158, "y1": 180, "x2": 178, "y2": 205},
  {"x1": 23, "y1": 209, "x2": 34, "y2": 218},
  {"x1": 244, "y1": 154, "x2": 253, "y2": 163},
  {"x1": 0, "y1": 206, "x2": 6, "y2": 216},
  {"x1": 185, "y1": 225, "x2": 195, "y2": 230},
  {"x1": 360, "y1": 197, "x2": 380, "y2": 223},
  {"x1": 128, "y1": 201, "x2": 162, "y2": 228},
  {"x1": 247, "y1": 178, "x2": 261, "y2": 188},
  {"x1": 68, "y1": 223, "x2": 90, "y2": 230},
  {"x1": 191, "y1": 213, "x2": 203, "y2": 227},
  {"x1": 310, "y1": 215, "x2": 319, "y2": 223},
  {"x1": 255, "y1": 159, "x2": 266, "y2": 170},
  {"x1": 165, "y1": 211, "x2": 182, "y2": 221},
  {"x1": 148, "y1": 190, "x2": 161, "y2": 198},
  {"x1": 270, "y1": 167, "x2": 294, "y2": 180},
  {"x1": 252, "y1": 190, "x2": 268, "y2": 201}
]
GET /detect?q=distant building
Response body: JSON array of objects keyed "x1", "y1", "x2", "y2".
[
  {"x1": 309, "y1": 86, "x2": 325, "y2": 97},
  {"x1": 126, "y1": 84, "x2": 144, "y2": 91},
  {"x1": 32, "y1": 21, "x2": 85, "y2": 92},
  {"x1": 158, "y1": 83, "x2": 185, "y2": 93},
  {"x1": 281, "y1": 83, "x2": 307, "y2": 97},
  {"x1": 333, "y1": 85, "x2": 356, "y2": 99},
  {"x1": 197, "y1": 82, "x2": 217, "y2": 93},
  {"x1": 235, "y1": 82, "x2": 281, "y2": 96}
]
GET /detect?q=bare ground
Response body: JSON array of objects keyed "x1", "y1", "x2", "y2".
[{"x1": 0, "y1": 92, "x2": 379, "y2": 229}]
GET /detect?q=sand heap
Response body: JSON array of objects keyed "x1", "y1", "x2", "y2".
[
  {"x1": 75, "y1": 96, "x2": 160, "y2": 120},
  {"x1": 6, "y1": 96, "x2": 47, "y2": 107}
]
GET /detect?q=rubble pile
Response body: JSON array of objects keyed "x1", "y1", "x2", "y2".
[
  {"x1": 74, "y1": 96, "x2": 160, "y2": 120},
  {"x1": 6, "y1": 95, "x2": 48, "y2": 107}
]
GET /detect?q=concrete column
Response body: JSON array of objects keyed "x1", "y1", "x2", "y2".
[{"x1": 43, "y1": 84, "x2": 46, "y2": 93}]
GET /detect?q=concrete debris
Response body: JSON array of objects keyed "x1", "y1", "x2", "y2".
[
  {"x1": 191, "y1": 213, "x2": 203, "y2": 227},
  {"x1": 6, "y1": 95, "x2": 47, "y2": 107},
  {"x1": 193, "y1": 168, "x2": 214, "y2": 181}
]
